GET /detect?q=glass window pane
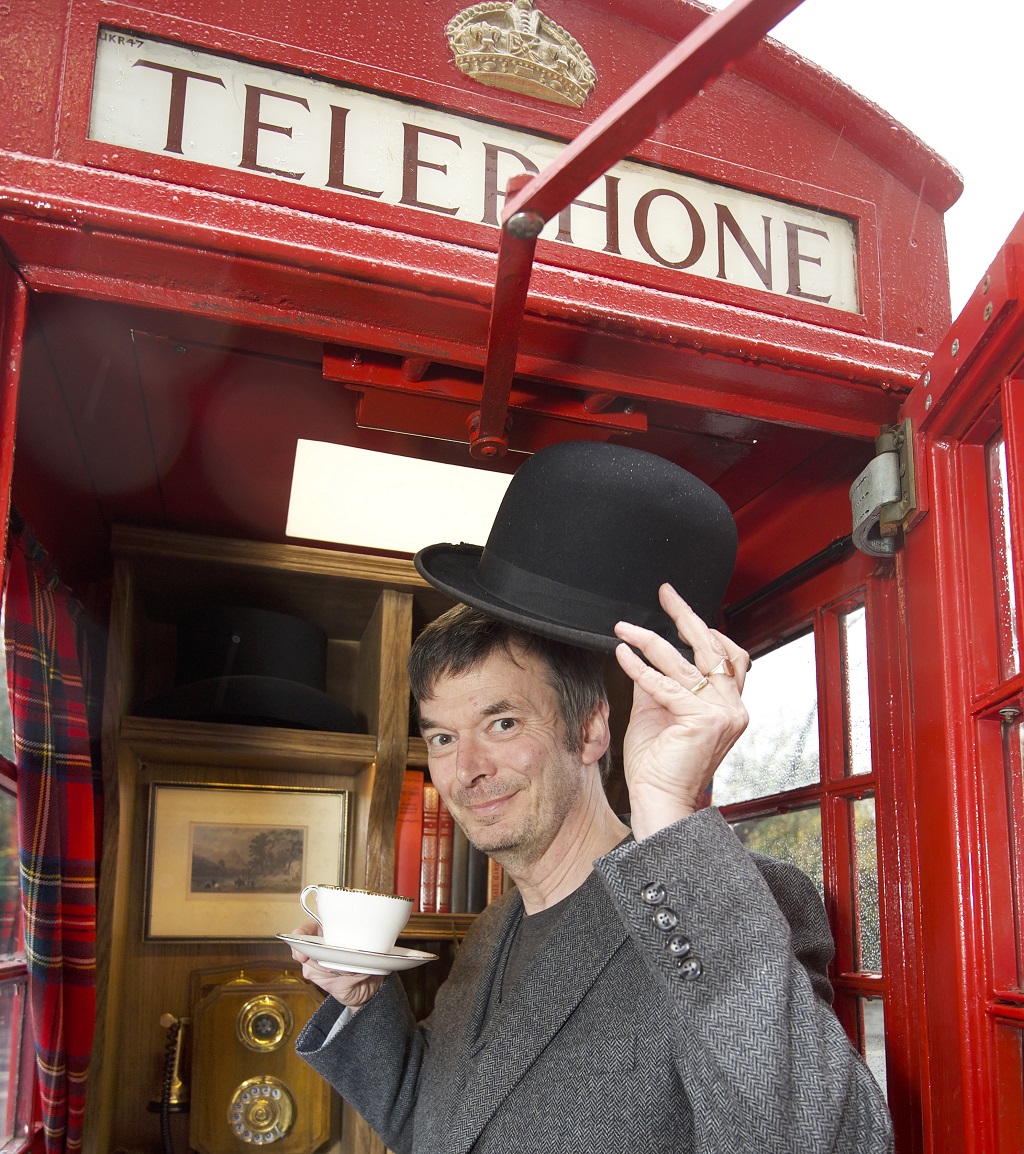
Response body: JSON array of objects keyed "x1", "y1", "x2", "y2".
[
  {"x1": 860, "y1": 997, "x2": 888, "y2": 1098},
  {"x1": 0, "y1": 787, "x2": 20, "y2": 960},
  {"x1": 731, "y1": 806, "x2": 823, "y2": 902},
  {"x1": 842, "y1": 605, "x2": 872, "y2": 777},
  {"x1": 852, "y1": 796, "x2": 881, "y2": 971},
  {"x1": 714, "y1": 630, "x2": 819, "y2": 805},
  {"x1": 988, "y1": 434, "x2": 1020, "y2": 679},
  {"x1": 0, "y1": 978, "x2": 30, "y2": 1148},
  {"x1": 992, "y1": 1021, "x2": 1024, "y2": 1147},
  {"x1": 1006, "y1": 716, "x2": 1024, "y2": 988}
]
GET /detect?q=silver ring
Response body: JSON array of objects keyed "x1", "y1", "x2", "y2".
[
  {"x1": 689, "y1": 675, "x2": 711, "y2": 694},
  {"x1": 708, "y1": 657, "x2": 736, "y2": 678}
]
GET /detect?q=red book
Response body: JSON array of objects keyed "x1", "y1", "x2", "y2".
[
  {"x1": 436, "y1": 800, "x2": 454, "y2": 914},
  {"x1": 394, "y1": 770, "x2": 424, "y2": 909},
  {"x1": 420, "y1": 782, "x2": 440, "y2": 914},
  {"x1": 487, "y1": 856, "x2": 504, "y2": 906}
]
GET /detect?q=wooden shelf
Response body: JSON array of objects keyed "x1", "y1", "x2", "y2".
[
  {"x1": 119, "y1": 715, "x2": 379, "y2": 771},
  {"x1": 91, "y1": 526, "x2": 460, "y2": 1154},
  {"x1": 112, "y1": 524, "x2": 452, "y2": 637},
  {"x1": 400, "y1": 913, "x2": 477, "y2": 942}
]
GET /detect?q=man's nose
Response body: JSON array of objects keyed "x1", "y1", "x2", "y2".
[{"x1": 454, "y1": 733, "x2": 496, "y2": 787}]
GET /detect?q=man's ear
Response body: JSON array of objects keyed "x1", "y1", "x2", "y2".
[{"x1": 580, "y1": 699, "x2": 611, "y2": 768}]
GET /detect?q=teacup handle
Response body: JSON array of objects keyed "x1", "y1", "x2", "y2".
[{"x1": 299, "y1": 884, "x2": 323, "y2": 929}]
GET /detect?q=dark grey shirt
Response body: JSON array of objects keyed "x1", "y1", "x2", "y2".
[{"x1": 498, "y1": 891, "x2": 574, "y2": 1002}]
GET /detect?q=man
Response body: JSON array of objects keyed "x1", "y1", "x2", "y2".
[{"x1": 291, "y1": 442, "x2": 893, "y2": 1152}]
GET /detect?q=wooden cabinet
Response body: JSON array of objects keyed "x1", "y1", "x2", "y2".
[{"x1": 85, "y1": 526, "x2": 452, "y2": 1154}]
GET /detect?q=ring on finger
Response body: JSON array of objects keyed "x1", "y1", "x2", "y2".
[
  {"x1": 689, "y1": 674, "x2": 711, "y2": 694},
  {"x1": 708, "y1": 657, "x2": 736, "y2": 678}
]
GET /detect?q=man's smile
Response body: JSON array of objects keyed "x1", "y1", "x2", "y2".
[{"x1": 457, "y1": 789, "x2": 520, "y2": 820}]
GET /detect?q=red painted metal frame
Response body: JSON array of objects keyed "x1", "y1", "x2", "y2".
[
  {"x1": 57, "y1": 0, "x2": 889, "y2": 343},
  {"x1": 891, "y1": 219, "x2": 1024, "y2": 1153},
  {"x1": 0, "y1": 0, "x2": 962, "y2": 479},
  {"x1": 471, "y1": 0, "x2": 806, "y2": 457},
  {"x1": 0, "y1": 272, "x2": 35, "y2": 1151},
  {"x1": 54, "y1": 0, "x2": 936, "y2": 346},
  {"x1": 0, "y1": 262, "x2": 27, "y2": 594}
]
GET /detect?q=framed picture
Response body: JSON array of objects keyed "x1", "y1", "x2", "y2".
[{"x1": 145, "y1": 782, "x2": 349, "y2": 941}]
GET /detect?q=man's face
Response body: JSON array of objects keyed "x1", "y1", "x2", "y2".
[{"x1": 417, "y1": 646, "x2": 588, "y2": 870}]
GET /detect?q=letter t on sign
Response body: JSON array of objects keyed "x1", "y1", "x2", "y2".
[{"x1": 133, "y1": 60, "x2": 226, "y2": 154}]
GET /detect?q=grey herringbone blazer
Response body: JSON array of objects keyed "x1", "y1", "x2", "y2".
[{"x1": 297, "y1": 808, "x2": 893, "y2": 1153}]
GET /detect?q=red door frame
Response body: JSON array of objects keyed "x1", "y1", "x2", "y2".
[{"x1": 895, "y1": 230, "x2": 1024, "y2": 1153}]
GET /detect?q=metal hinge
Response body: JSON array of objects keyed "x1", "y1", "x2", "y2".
[{"x1": 850, "y1": 418, "x2": 917, "y2": 556}]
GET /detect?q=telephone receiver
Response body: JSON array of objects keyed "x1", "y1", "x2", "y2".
[
  {"x1": 149, "y1": 1012, "x2": 190, "y2": 1154},
  {"x1": 154, "y1": 1012, "x2": 190, "y2": 1113}
]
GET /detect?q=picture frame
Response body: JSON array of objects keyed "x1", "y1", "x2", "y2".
[{"x1": 145, "y1": 782, "x2": 349, "y2": 941}]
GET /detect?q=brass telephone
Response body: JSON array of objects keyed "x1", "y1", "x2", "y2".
[{"x1": 186, "y1": 966, "x2": 333, "y2": 1154}]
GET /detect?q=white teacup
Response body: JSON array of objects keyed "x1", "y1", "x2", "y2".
[{"x1": 299, "y1": 883, "x2": 413, "y2": 954}]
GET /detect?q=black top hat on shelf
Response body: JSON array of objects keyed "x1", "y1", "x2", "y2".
[
  {"x1": 138, "y1": 605, "x2": 361, "y2": 733},
  {"x1": 414, "y1": 441, "x2": 737, "y2": 653}
]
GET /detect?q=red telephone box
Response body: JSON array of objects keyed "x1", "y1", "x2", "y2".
[{"x1": 0, "y1": 2, "x2": 1021, "y2": 1152}]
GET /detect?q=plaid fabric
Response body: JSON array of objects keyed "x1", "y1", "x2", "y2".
[{"x1": 4, "y1": 526, "x2": 98, "y2": 1154}]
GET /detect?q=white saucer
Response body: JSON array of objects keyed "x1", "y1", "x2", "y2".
[{"x1": 278, "y1": 932, "x2": 438, "y2": 976}]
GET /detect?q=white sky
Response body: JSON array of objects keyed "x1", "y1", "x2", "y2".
[{"x1": 707, "y1": 0, "x2": 1022, "y2": 318}]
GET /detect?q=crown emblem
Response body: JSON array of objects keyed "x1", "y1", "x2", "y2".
[{"x1": 446, "y1": 1, "x2": 597, "y2": 108}]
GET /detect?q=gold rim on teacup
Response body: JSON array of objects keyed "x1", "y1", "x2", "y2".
[{"x1": 306, "y1": 884, "x2": 413, "y2": 903}]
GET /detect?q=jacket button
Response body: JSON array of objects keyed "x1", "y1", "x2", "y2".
[
  {"x1": 641, "y1": 882, "x2": 667, "y2": 905},
  {"x1": 667, "y1": 933, "x2": 691, "y2": 957},
  {"x1": 675, "y1": 955, "x2": 703, "y2": 980},
  {"x1": 653, "y1": 906, "x2": 679, "y2": 931}
]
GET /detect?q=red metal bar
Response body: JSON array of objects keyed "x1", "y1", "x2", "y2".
[
  {"x1": 469, "y1": 173, "x2": 538, "y2": 459},
  {"x1": 471, "y1": 0, "x2": 807, "y2": 460}
]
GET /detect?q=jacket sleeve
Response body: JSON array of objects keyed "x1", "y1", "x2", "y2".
[
  {"x1": 295, "y1": 973, "x2": 427, "y2": 1154},
  {"x1": 592, "y1": 806, "x2": 894, "y2": 1154}
]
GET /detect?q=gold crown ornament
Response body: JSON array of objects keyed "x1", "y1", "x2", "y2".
[{"x1": 446, "y1": 0, "x2": 597, "y2": 108}]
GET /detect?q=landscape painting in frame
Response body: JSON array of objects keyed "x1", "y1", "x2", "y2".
[{"x1": 146, "y1": 782, "x2": 349, "y2": 940}]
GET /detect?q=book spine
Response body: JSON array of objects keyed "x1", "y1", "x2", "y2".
[
  {"x1": 436, "y1": 800, "x2": 454, "y2": 914},
  {"x1": 419, "y1": 782, "x2": 440, "y2": 914},
  {"x1": 394, "y1": 769, "x2": 425, "y2": 909},
  {"x1": 466, "y1": 842, "x2": 488, "y2": 914},
  {"x1": 487, "y1": 856, "x2": 504, "y2": 906},
  {"x1": 450, "y1": 824, "x2": 469, "y2": 914}
]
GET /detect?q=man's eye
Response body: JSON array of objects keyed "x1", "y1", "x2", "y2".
[
  {"x1": 494, "y1": 717, "x2": 517, "y2": 732},
  {"x1": 428, "y1": 733, "x2": 454, "y2": 748}
]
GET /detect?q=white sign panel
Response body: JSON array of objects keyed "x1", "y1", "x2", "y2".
[
  {"x1": 287, "y1": 440, "x2": 513, "y2": 554},
  {"x1": 89, "y1": 28, "x2": 859, "y2": 312}
]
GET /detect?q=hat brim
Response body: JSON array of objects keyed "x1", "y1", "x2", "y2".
[
  {"x1": 417, "y1": 542, "x2": 650, "y2": 654},
  {"x1": 138, "y1": 676, "x2": 361, "y2": 733}
]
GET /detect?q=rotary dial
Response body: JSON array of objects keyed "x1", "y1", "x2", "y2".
[{"x1": 227, "y1": 1076, "x2": 295, "y2": 1144}]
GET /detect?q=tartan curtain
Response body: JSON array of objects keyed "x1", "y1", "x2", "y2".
[{"x1": 4, "y1": 523, "x2": 98, "y2": 1154}]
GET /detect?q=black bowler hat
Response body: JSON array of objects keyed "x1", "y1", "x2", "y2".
[
  {"x1": 414, "y1": 441, "x2": 737, "y2": 653},
  {"x1": 139, "y1": 605, "x2": 361, "y2": 732}
]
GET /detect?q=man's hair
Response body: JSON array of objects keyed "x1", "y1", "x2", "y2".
[{"x1": 409, "y1": 604, "x2": 610, "y2": 773}]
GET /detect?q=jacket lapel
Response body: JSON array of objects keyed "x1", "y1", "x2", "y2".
[
  {"x1": 444, "y1": 871, "x2": 629, "y2": 1153},
  {"x1": 419, "y1": 892, "x2": 523, "y2": 1148}
]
